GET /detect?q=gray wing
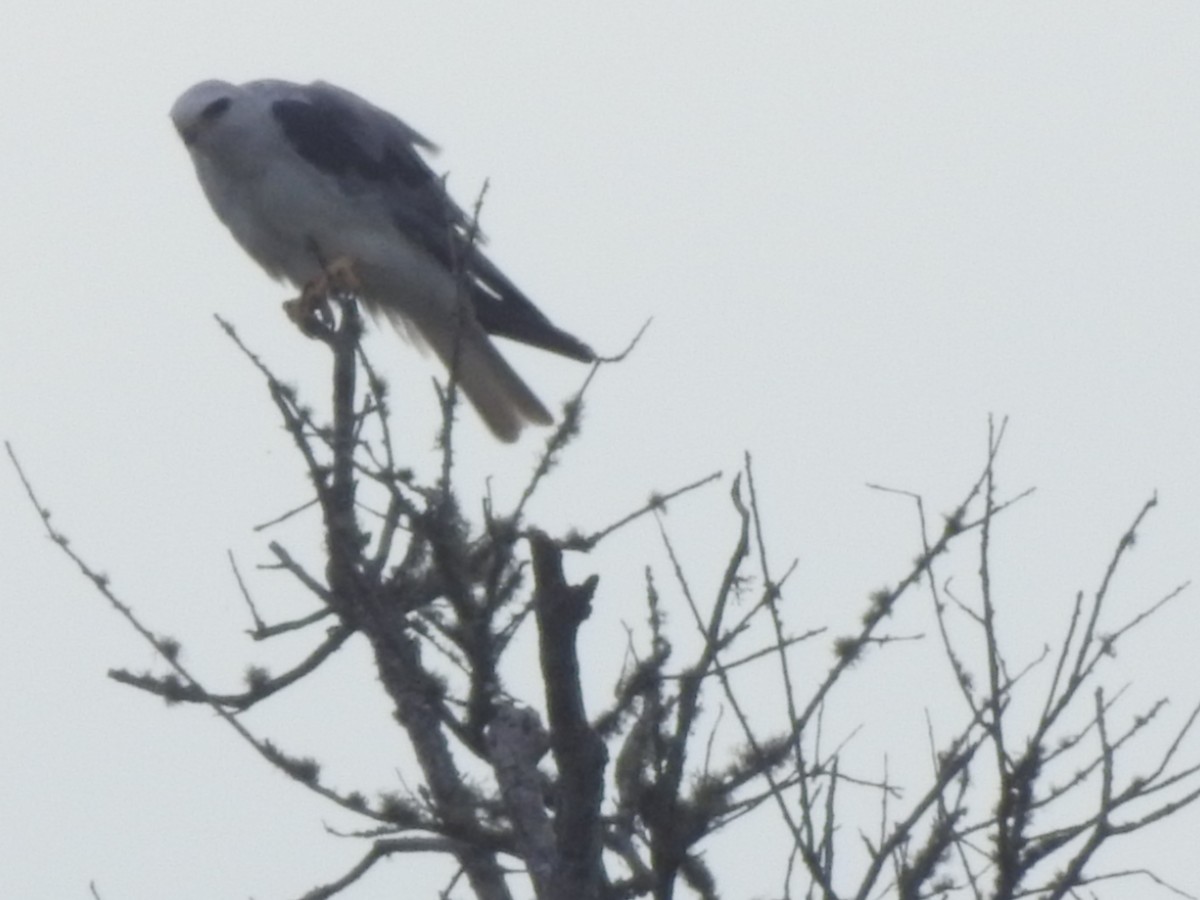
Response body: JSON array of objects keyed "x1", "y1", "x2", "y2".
[{"x1": 271, "y1": 82, "x2": 594, "y2": 363}]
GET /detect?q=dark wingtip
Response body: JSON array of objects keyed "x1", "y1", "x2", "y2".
[
  {"x1": 521, "y1": 329, "x2": 595, "y2": 363},
  {"x1": 469, "y1": 290, "x2": 595, "y2": 363},
  {"x1": 557, "y1": 335, "x2": 597, "y2": 364}
]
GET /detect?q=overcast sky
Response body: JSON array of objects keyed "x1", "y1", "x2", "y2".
[{"x1": 3, "y1": 4, "x2": 1200, "y2": 898}]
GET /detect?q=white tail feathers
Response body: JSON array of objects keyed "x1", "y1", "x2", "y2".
[
  {"x1": 356, "y1": 262, "x2": 557, "y2": 441},
  {"x1": 383, "y1": 305, "x2": 549, "y2": 442},
  {"x1": 426, "y1": 317, "x2": 554, "y2": 442}
]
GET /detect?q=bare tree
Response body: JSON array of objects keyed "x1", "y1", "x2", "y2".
[{"x1": 10, "y1": 289, "x2": 1200, "y2": 900}]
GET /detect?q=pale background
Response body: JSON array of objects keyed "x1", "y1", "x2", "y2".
[{"x1": 2, "y1": 4, "x2": 1198, "y2": 898}]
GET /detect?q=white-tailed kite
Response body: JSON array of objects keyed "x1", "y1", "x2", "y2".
[{"x1": 170, "y1": 79, "x2": 593, "y2": 441}]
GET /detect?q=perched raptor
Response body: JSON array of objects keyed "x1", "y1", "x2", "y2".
[{"x1": 170, "y1": 79, "x2": 594, "y2": 441}]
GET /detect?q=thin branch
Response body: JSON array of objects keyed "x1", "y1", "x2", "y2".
[{"x1": 298, "y1": 837, "x2": 468, "y2": 900}]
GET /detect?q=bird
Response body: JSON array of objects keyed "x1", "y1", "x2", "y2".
[{"x1": 170, "y1": 79, "x2": 594, "y2": 442}]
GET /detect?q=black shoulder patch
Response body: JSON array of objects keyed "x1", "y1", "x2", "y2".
[
  {"x1": 469, "y1": 285, "x2": 596, "y2": 362},
  {"x1": 273, "y1": 98, "x2": 378, "y2": 178},
  {"x1": 273, "y1": 98, "x2": 432, "y2": 189}
]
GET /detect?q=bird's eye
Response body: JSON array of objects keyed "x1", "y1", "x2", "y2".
[{"x1": 201, "y1": 97, "x2": 232, "y2": 120}]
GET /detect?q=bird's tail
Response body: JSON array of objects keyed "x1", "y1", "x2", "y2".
[
  {"x1": 355, "y1": 258, "x2": 556, "y2": 442},
  {"x1": 404, "y1": 307, "x2": 555, "y2": 442}
]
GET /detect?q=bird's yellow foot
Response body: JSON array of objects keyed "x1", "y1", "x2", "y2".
[{"x1": 283, "y1": 257, "x2": 362, "y2": 335}]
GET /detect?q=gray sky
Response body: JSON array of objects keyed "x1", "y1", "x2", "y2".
[{"x1": 3, "y1": 4, "x2": 1199, "y2": 898}]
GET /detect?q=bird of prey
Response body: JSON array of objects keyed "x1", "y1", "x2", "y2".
[{"x1": 170, "y1": 79, "x2": 594, "y2": 441}]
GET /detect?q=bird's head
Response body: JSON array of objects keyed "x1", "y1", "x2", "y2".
[
  {"x1": 170, "y1": 80, "x2": 239, "y2": 147},
  {"x1": 170, "y1": 80, "x2": 281, "y2": 177}
]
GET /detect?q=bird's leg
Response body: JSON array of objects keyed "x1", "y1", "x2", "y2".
[{"x1": 283, "y1": 256, "x2": 362, "y2": 337}]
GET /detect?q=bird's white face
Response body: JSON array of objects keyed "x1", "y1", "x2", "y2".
[
  {"x1": 170, "y1": 81, "x2": 279, "y2": 178},
  {"x1": 170, "y1": 81, "x2": 238, "y2": 147}
]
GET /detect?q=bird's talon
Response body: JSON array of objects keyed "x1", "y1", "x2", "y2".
[
  {"x1": 284, "y1": 287, "x2": 331, "y2": 337},
  {"x1": 284, "y1": 257, "x2": 360, "y2": 335}
]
